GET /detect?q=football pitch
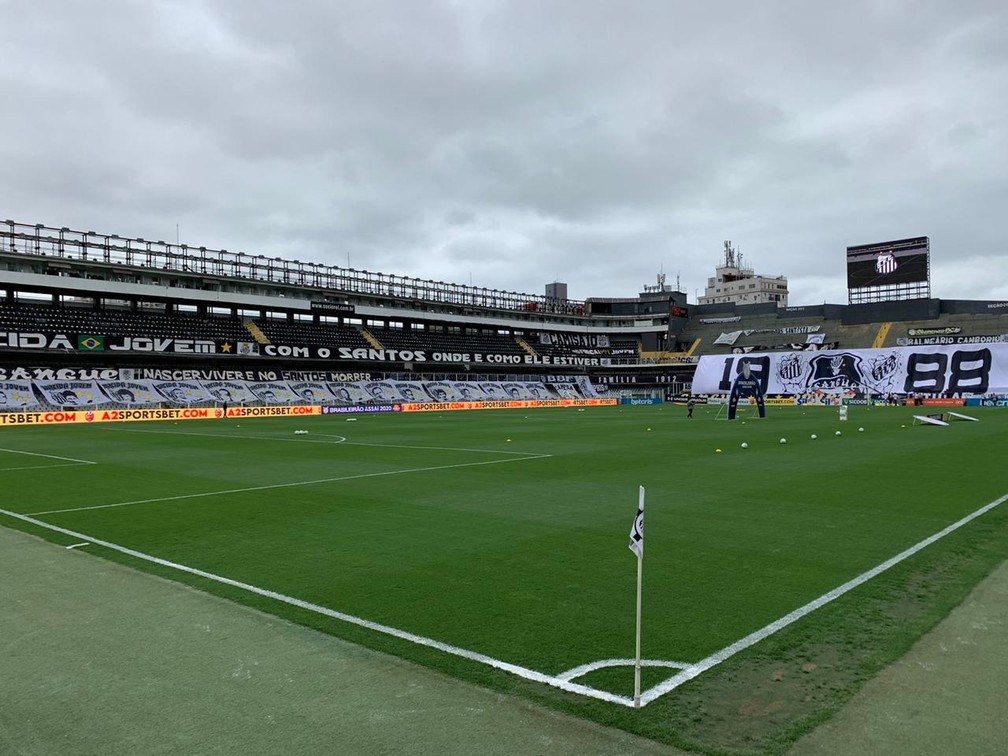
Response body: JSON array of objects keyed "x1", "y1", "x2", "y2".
[{"x1": 3, "y1": 403, "x2": 1007, "y2": 752}]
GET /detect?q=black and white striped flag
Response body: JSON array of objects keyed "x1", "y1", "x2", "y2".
[{"x1": 628, "y1": 486, "x2": 645, "y2": 559}]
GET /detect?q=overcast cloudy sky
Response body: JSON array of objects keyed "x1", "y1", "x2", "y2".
[{"x1": 2, "y1": 1, "x2": 1006, "y2": 304}]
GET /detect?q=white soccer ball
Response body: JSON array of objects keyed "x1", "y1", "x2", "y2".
[
  {"x1": 858, "y1": 427, "x2": 865, "y2": 432},
  {"x1": 811, "y1": 434, "x2": 817, "y2": 440},
  {"x1": 835, "y1": 430, "x2": 842, "y2": 436},
  {"x1": 741, "y1": 442, "x2": 748, "y2": 448},
  {"x1": 779, "y1": 437, "x2": 787, "y2": 444}
]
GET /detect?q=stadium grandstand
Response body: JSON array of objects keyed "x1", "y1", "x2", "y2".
[{"x1": 1, "y1": 219, "x2": 1007, "y2": 415}]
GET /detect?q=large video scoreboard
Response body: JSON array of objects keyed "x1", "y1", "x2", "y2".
[{"x1": 846, "y1": 236, "x2": 930, "y2": 302}]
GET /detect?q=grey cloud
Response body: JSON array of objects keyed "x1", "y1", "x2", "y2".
[{"x1": 0, "y1": 0, "x2": 1005, "y2": 304}]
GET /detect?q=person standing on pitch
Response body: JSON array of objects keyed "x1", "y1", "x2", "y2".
[{"x1": 687, "y1": 397, "x2": 695, "y2": 418}]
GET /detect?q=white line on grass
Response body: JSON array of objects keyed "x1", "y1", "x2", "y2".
[
  {"x1": 0, "y1": 507, "x2": 634, "y2": 708},
  {"x1": 27, "y1": 454, "x2": 553, "y2": 516},
  {"x1": 104, "y1": 427, "x2": 536, "y2": 456},
  {"x1": 637, "y1": 491, "x2": 1008, "y2": 706},
  {"x1": 0, "y1": 448, "x2": 97, "y2": 465},
  {"x1": 340, "y1": 441, "x2": 540, "y2": 457},
  {"x1": 557, "y1": 658, "x2": 689, "y2": 682},
  {"x1": 101, "y1": 427, "x2": 348, "y2": 446},
  {"x1": 65, "y1": 542, "x2": 90, "y2": 550},
  {"x1": 0, "y1": 463, "x2": 98, "y2": 473}
]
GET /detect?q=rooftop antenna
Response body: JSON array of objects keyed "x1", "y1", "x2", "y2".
[{"x1": 723, "y1": 240, "x2": 736, "y2": 267}]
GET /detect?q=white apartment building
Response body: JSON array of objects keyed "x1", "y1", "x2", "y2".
[{"x1": 697, "y1": 241, "x2": 788, "y2": 307}]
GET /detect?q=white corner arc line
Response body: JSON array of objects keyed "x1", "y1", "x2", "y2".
[
  {"x1": 638, "y1": 491, "x2": 1008, "y2": 706},
  {"x1": 0, "y1": 508, "x2": 633, "y2": 708},
  {"x1": 557, "y1": 658, "x2": 689, "y2": 682},
  {"x1": 27, "y1": 454, "x2": 553, "y2": 517},
  {"x1": 0, "y1": 447, "x2": 97, "y2": 465}
]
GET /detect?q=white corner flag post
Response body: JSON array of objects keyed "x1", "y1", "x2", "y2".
[{"x1": 628, "y1": 485, "x2": 645, "y2": 708}]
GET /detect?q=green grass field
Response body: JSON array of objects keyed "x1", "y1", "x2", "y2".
[{"x1": 2, "y1": 403, "x2": 1006, "y2": 754}]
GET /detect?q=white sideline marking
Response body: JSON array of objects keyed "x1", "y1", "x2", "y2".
[
  {"x1": 27, "y1": 454, "x2": 553, "y2": 516},
  {"x1": 0, "y1": 508, "x2": 634, "y2": 708},
  {"x1": 637, "y1": 491, "x2": 1008, "y2": 706},
  {"x1": 4, "y1": 493, "x2": 1003, "y2": 707},
  {"x1": 558, "y1": 658, "x2": 689, "y2": 682},
  {"x1": 65, "y1": 542, "x2": 90, "y2": 550},
  {"x1": 0, "y1": 447, "x2": 97, "y2": 465}
]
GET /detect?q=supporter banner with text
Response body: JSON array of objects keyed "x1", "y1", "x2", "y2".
[
  {"x1": 0, "y1": 380, "x2": 38, "y2": 409},
  {"x1": 34, "y1": 380, "x2": 109, "y2": 406},
  {"x1": 400, "y1": 398, "x2": 617, "y2": 413},
  {"x1": 0, "y1": 331, "x2": 612, "y2": 366},
  {"x1": 692, "y1": 344, "x2": 1008, "y2": 395}
]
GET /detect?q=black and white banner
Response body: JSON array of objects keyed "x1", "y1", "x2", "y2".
[
  {"x1": 202, "y1": 380, "x2": 259, "y2": 404},
  {"x1": 152, "y1": 380, "x2": 212, "y2": 404},
  {"x1": 34, "y1": 380, "x2": 107, "y2": 406},
  {"x1": 103, "y1": 380, "x2": 160, "y2": 405},
  {"x1": 693, "y1": 344, "x2": 1008, "y2": 395},
  {"x1": 714, "y1": 324, "x2": 822, "y2": 346},
  {"x1": 538, "y1": 333, "x2": 610, "y2": 348},
  {"x1": 6, "y1": 376, "x2": 581, "y2": 408},
  {"x1": 0, "y1": 380, "x2": 38, "y2": 409}
]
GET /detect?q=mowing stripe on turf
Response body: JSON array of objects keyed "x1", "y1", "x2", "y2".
[
  {"x1": 101, "y1": 427, "x2": 350, "y2": 446},
  {"x1": 638, "y1": 491, "x2": 1008, "y2": 705},
  {"x1": 104, "y1": 427, "x2": 538, "y2": 456},
  {"x1": 0, "y1": 447, "x2": 97, "y2": 465},
  {"x1": 0, "y1": 507, "x2": 635, "y2": 707},
  {"x1": 0, "y1": 462, "x2": 98, "y2": 473},
  {"x1": 341, "y1": 441, "x2": 541, "y2": 456},
  {"x1": 27, "y1": 454, "x2": 553, "y2": 516}
]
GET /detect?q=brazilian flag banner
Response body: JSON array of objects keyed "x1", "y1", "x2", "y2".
[{"x1": 78, "y1": 335, "x2": 105, "y2": 351}]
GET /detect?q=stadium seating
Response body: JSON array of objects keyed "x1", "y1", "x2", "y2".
[
  {"x1": 0, "y1": 303, "x2": 249, "y2": 341},
  {"x1": 367, "y1": 327, "x2": 527, "y2": 357},
  {"x1": 254, "y1": 318, "x2": 372, "y2": 349}
]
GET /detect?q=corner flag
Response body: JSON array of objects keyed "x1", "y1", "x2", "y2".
[
  {"x1": 629, "y1": 485, "x2": 645, "y2": 707},
  {"x1": 628, "y1": 486, "x2": 644, "y2": 559}
]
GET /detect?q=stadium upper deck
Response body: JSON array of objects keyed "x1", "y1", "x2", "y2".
[{"x1": 1, "y1": 219, "x2": 1006, "y2": 388}]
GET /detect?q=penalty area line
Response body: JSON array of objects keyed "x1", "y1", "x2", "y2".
[
  {"x1": 101, "y1": 427, "x2": 349, "y2": 446},
  {"x1": 27, "y1": 454, "x2": 554, "y2": 516},
  {"x1": 0, "y1": 462, "x2": 98, "y2": 473},
  {"x1": 0, "y1": 447, "x2": 98, "y2": 465},
  {"x1": 639, "y1": 490, "x2": 1008, "y2": 706},
  {"x1": 0, "y1": 507, "x2": 633, "y2": 708}
]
